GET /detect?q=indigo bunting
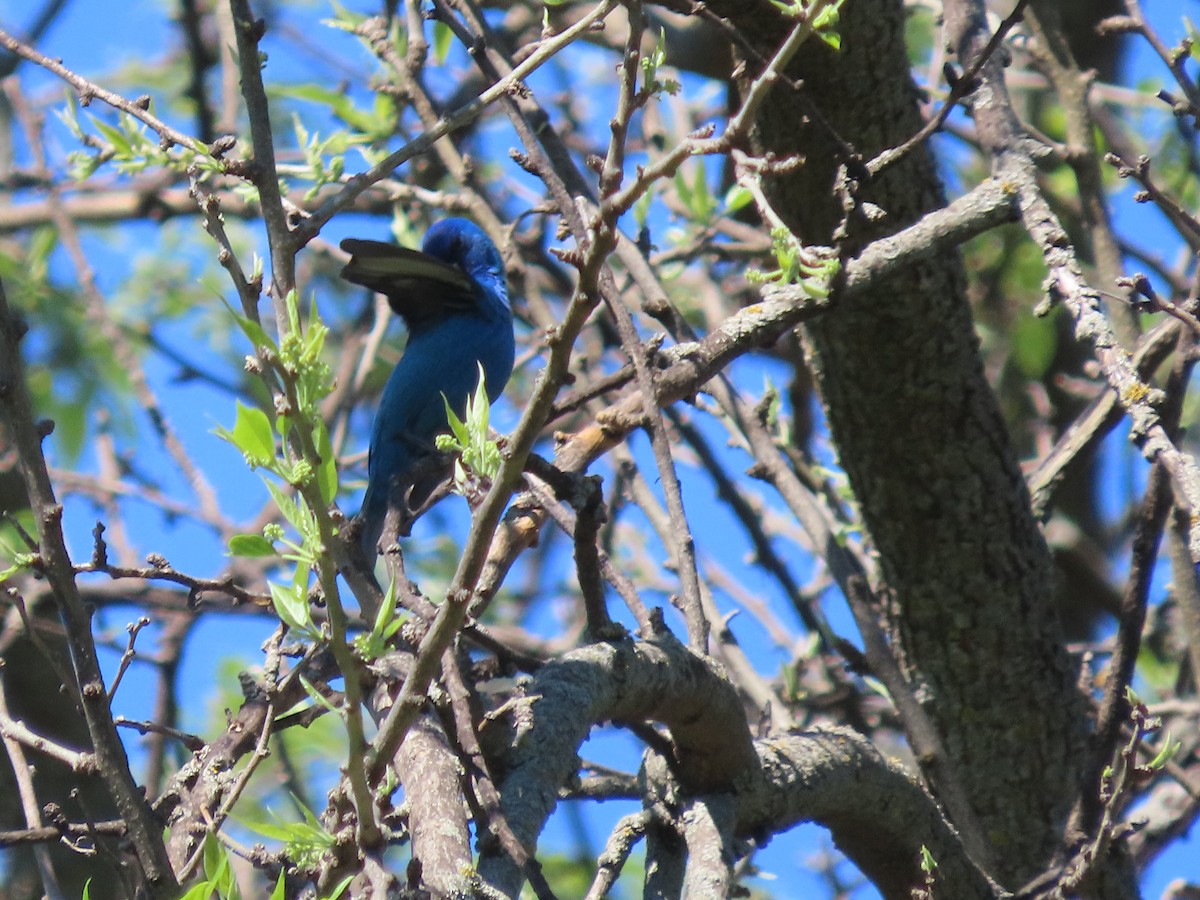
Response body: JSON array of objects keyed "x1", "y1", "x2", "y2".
[{"x1": 341, "y1": 219, "x2": 515, "y2": 558}]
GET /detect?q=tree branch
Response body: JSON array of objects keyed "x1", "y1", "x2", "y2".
[{"x1": 0, "y1": 279, "x2": 178, "y2": 895}]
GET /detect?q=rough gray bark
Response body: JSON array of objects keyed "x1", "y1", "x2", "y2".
[
  {"x1": 393, "y1": 709, "x2": 471, "y2": 897},
  {"x1": 704, "y1": 0, "x2": 1088, "y2": 887},
  {"x1": 476, "y1": 634, "x2": 758, "y2": 895},
  {"x1": 476, "y1": 637, "x2": 998, "y2": 899}
]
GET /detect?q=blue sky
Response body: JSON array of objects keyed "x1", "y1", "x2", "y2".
[{"x1": 1, "y1": 0, "x2": 1197, "y2": 896}]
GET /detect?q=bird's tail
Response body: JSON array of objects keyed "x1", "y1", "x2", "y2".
[{"x1": 357, "y1": 483, "x2": 385, "y2": 564}]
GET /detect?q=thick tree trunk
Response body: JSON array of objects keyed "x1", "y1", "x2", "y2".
[{"x1": 706, "y1": 0, "x2": 1089, "y2": 887}]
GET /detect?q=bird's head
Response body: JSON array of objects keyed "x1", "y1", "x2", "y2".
[{"x1": 422, "y1": 219, "x2": 506, "y2": 291}]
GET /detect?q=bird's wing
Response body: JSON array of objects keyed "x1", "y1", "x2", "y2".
[{"x1": 340, "y1": 238, "x2": 479, "y2": 326}]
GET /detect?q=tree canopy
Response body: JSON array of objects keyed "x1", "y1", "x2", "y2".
[{"x1": 0, "y1": 1, "x2": 1198, "y2": 898}]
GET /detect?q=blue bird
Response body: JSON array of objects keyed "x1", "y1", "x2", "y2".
[{"x1": 340, "y1": 219, "x2": 515, "y2": 559}]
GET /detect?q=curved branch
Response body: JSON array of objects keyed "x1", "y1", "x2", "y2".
[
  {"x1": 477, "y1": 634, "x2": 756, "y2": 895},
  {"x1": 741, "y1": 730, "x2": 999, "y2": 899},
  {"x1": 477, "y1": 635, "x2": 1000, "y2": 899}
]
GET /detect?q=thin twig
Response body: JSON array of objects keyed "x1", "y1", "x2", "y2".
[
  {"x1": 867, "y1": 0, "x2": 1035, "y2": 176},
  {"x1": 0, "y1": 26, "x2": 220, "y2": 157}
]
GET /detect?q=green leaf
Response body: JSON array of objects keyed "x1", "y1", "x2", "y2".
[
  {"x1": 276, "y1": 409, "x2": 292, "y2": 437},
  {"x1": 299, "y1": 675, "x2": 341, "y2": 716},
  {"x1": 228, "y1": 533, "x2": 277, "y2": 557},
  {"x1": 55, "y1": 91, "x2": 83, "y2": 139},
  {"x1": 812, "y1": 3, "x2": 843, "y2": 51},
  {"x1": 303, "y1": 294, "x2": 328, "y2": 362},
  {"x1": 321, "y1": 2, "x2": 367, "y2": 31},
  {"x1": 919, "y1": 844, "x2": 938, "y2": 873},
  {"x1": 65, "y1": 150, "x2": 102, "y2": 181},
  {"x1": 372, "y1": 579, "x2": 399, "y2": 636},
  {"x1": 433, "y1": 20, "x2": 453, "y2": 65},
  {"x1": 675, "y1": 162, "x2": 714, "y2": 222},
  {"x1": 264, "y1": 480, "x2": 313, "y2": 543},
  {"x1": 433, "y1": 365, "x2": 503, "y2": 490},
  {"x1": 1188, "y1": 18, "x2": 1200, "y2": 62},
  {"x1": 314, "y1": 418, "x2": 338, "y2": 505},
  {"x1": 270, "y1": 871, "x2": 287, "y2": 900},
  {"x1": 217, "y1": 295, "x2": 279, "y2": 355},
  {"x1": 640, "y1": 28, "x2": 666, "y2": 91},
  {"x1": 0, "y1": 551, "x2": 36, "y2": 582},
  {"x1": 237, "y1": 818, "x2": 297, "y2": 842},
  {"x1": 355, "y1": 579, "x2": 406, "y2": 660},
  {"x1": 27, "y1": 226, "x2": 58, "y2": 277},
  {"x1": 1147, "y1": 732, "x2": 1181, "y2": 769},
  {"x1": 178, "y1": 880, "x2": 217, "y2": 900},
  {"x1": 271, "y1": 83, "x2": 394, "y2": 139},
  {"x1": 469, "y1": 364, "x2": 490, "y2": 436},
  {"x1": 322, "y1": 876, "x2": 354, "y2": 900},
  {"x1": 237, "y1": 800, "x2": 337, "y2": 870},
  {"x1": 723, "y1": 184, "x2": 754, "y2": 213},
  {"x1": 298, "y1": 797, "x2": 326, "y2": 832},
  {"x1": 232, "y1": 401, "x2": 276, "y2": 465},
  {"x1": 285, "y1": 289, "x2": 302, "y2": 341},
  {"x1": 816, "y1": 26, "x2": 841, "y2": 51},
  {"x1": 861, "y1": 676, "x2": 890, "y2": 700},
  {"x1": 292, "y1": 112, "x2": 309, "y2": 151},
  {"x1": 201, "y1": 833, "x2": 235, "y2": 897},
  {"x1": 91, "y1": 116, "x2": 134, "y2": 156},
  {"x1": 441, "y1": 394, "x2": 472, "y2": 448},
  {"x1": 269, "y1": 576, "x2": 316, "y2": 637}
]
